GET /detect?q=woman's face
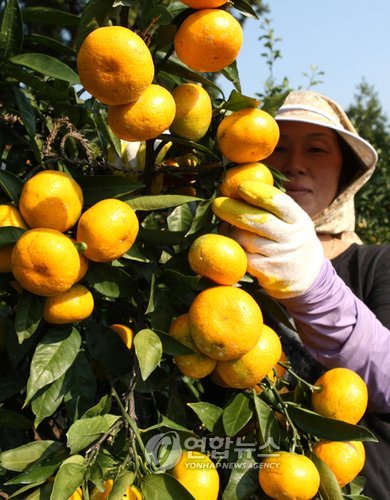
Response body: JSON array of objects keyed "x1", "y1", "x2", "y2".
[{"x1": 266, "y1": 121, "x2": 344, "y2": 218}]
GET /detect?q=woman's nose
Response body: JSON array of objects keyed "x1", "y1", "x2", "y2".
[{"x1": 279, "y1": 151, "x2": 308, "y2": 176}]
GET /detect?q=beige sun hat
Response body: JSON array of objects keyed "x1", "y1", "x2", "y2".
[
  {"x1": 274, "y1": 90, "x2": 378, "y2": 241},
  {"x1": 275, "y1": 90, "x2": 378, "y2": 171}
]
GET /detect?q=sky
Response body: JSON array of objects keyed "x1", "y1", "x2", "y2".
[{"x1": 218, "y1": 0, "x2": 390, "y2": 117}]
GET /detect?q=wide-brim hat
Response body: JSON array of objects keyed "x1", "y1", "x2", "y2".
[{"x1": 274, "y1": 90, "x2": 378, "y2": 172}]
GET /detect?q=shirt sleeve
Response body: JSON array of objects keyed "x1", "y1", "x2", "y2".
[{"x1": 280, "y1": 259, "x2": 390, "y2": 413}]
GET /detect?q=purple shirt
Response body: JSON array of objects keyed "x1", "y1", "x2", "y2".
[{"x1": 280, "y1": 259, "x2": 390, "y2": 413}]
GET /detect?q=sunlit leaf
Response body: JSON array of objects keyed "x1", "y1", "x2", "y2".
[
  {"x1": 140, "y1": 474, "x2": 194, "y2": 500},
  {"x1": 50, "y1": 455, "x2": 86, "y2": 500},
  {"x1": 187, "y1": 402, "x2": 223, "y2": 432},
  {"x1": 66, "y1": 415, "x2": 120, "y2": 454},
  {"x1": 15, "y1": 291, "x2": 44, "y2": 343},
  {"x1": 9, "y1": 53, "x2": 80, "y2": 84},
  {"x1": 0, "y1": 441, "x2": 62, "y2": 472},
  {"x1": 223, "y1": 393, "x2": 253, "y2": 437},
  {"x1": 134, "y1": 329, "x2": 163, "y2": 381}
]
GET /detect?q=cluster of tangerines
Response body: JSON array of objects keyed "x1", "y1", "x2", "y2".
[
  {"x1": 0, "y1": 170, "x2": 137, "y2": 348},
  {"x1": 164, "y1": 163, "x2": 370, "y2": 499}
]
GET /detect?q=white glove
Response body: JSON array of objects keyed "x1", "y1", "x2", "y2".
[{"x1": 212, "y1": 181, "x2": 324, "y2": 299}]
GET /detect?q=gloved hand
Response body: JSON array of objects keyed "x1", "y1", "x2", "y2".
[{"x1": 212, "y1": 181, "x2": 324, "y2": 299}]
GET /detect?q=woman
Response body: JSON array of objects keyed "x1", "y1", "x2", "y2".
[{"x1": 214, "y1": 90, "x2": 390, "y2": 498}]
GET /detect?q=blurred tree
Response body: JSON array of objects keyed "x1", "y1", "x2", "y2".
[{"x1": 347, "y1": 80, "x2": 390, "y2": 244}]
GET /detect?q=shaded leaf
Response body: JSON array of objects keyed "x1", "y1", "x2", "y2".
[
  {"x1": 134, "y1": 329, "x2": 163, "y2": 381},
  {"x1": 4, "y1": 444, "x2": 69, "y2": 485},
  {"x1": 224, "y1": 89, "x2": 261, "y2": 112},
  {"x1": 161, "y1": 60, "x2": 222, "y2": 93},
  {"x1": 85, "y1": 263, "x2": 135, "y2": 299},
  {"x1": 138, "y1": 228, "x2": 187, "y2": 246},
  {"x1": 0, "y1": 226, "x2": 26, "y2": 247},
  {"x1": 222, "y1": 452, "x2": 259, "y2": 500},
  {"x1": 22, "y1": 7, "x2": 79, "y2": 25},
  {"x1": 76, "y1": 0, "x2": 113, "y2": 50},
  {"x1": 15, "y1": 291, "x2": 44, "y2": 343},
  {"x1": 221, "y1": 61, "x2": 241, "y2": 93},
  {"x1": 24, "y1": 34, "x2": 75, "y2": 57},
  {"x1": 0, "y1": 169, "x2": 24, "y2": 203},
  {"x1": 0, "y1": 0, "x2": 23, "y2": 58},
  {"x1": 223, "y1": 393, "x2": 253, "y2": 437},
  {"x1": 232, "y1": 0, "x2": 259, "y2": 19},
  {"x1": 187, "y1": 402, "x2": 223, "y2": 432},
  {"x1": 13, "y1": 86, "x2": 37, "y2": 140},
  {"x1": 9, "y1": 53, "x2": 80, "y2": 84},
  {"x1": 140, "y1": 473, "x2": 194, "y2": 500},
  {"x1": 287, "y1": 405, "x2": 378, "y2": 442},
  {"x1": 253, "y1": 395, "x2": 280, "y2": 454},
  {"x1": 25, "y1": 327, "x2": 81, "y2": 404},
  {"x1": 74, "y1": 175, "x2": 142, "y2": 206},
  {"x1": 107, "y1": 471, "x2": 135, "y2": 499},
  {"x1": 0, "y1": 408, "x2": 32, "y2": 430}
]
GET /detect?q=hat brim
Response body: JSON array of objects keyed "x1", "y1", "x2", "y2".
[{"x1": 275, "y1": 116, "x2": 378, "y2": 172}]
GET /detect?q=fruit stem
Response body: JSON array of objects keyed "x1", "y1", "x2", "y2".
[
  {"x1": 278, "y1": 362, "x2": 321, "y2": 392},
  {"x1": 74, "y1": 241, "x2": 88, "y2": 253}
]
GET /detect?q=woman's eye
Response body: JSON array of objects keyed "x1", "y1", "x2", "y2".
[
  {"x1": 273, "y1": 146, "x2": 287, "y2": 153},
  {"x1": 309, "y1": 146, "x2": 327, "y2": 153}
]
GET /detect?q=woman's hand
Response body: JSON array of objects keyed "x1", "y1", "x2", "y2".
[{"x1": 212, "y1": 181, "x2": 324, "y2": 299}]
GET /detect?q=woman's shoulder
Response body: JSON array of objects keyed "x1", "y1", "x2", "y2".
[{"x1": 335, "y1": 242, "x2": 390, "y2": 263}]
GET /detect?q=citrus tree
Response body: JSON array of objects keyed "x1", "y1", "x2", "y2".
[{"x1": 0, "y1": 1, "x2": 377, "y2": 499}]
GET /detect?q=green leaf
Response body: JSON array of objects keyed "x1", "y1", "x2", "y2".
[
  {"x1": 13, "y1": 86, "x2": 37, "y2": 139},
  {"x1": 0, "y1": 408, "x2": 32, "y2": 430},
  {"x1": 15, "y1": 291, "x2": 44, "y2": 343},
  {"x1": 231, "y1": 0, "x2": 259, "y2": 19},
  {"x1": 156, "y1": 133, "x2": 221, "y2": 160},
  {"x1": 74, "y1": 175, "x2": 142, "y2": 206},
  {"x1": 0, "y1": 169, "x2": 24, "y2": 203},
  {"x1": 155, "y1": 329, "x2": 194, "y2": 356},
  {"x1": 187, "y1": 402, "x2": 223, "y2": 432},
  {"x1": 0, "y1": 441, "x2": 62, "y2": 472},
  {"x1": 134, "y1": 329, "x2": 163, "y2": 381},
  {"x1": 22, "y1": 7, "x2": 79, "y2": 26},
  {"x1": 31, "y1": 373, "x2": 67, "y2": 427},
  {"x1": 221, "y1": 61, "x2": 241, "y2": 93},
  {"x1": 140, "y1": 473, "x2": 195, "y2": 500},
  {"x1": 64, "y1": 352, "x2": 97, "y2": 422},
  {"x1": 127, "y1": 194, "x2": 201, "y2": 211},
  {"x1": 0, "y1": 226, "x2": 26, "y2": 247},
  {"x1": 25, "y1": 327, "x2": 81, "y2": 405},
  {"x1": 224, "y1": 89, "x2": 261, "y2": 112},
  {"x1": 161, "y1": 60, "x2": 222, "y2": 94},
  {"x1": 222, "y1": 452, "x2": 259, "y2": 500},
  {"x1": 223, "y1": 393, "x2": 253, "y2": 437},
  {"x1": 50, "y1": 455, "x2": 86, "y2": 500},
  {"x1": 0, "y1": 0, "x2": 23, "y2": 58},
  {"x1": 4, "y1": 444, "x2": 69, "y2": 485},
  {"x1": 287, "y1": 405, "x2": 378, "y2": 442},
  {"x1": 311, "y1": 453, "x2": 344, "y2": 500},
  {"x1": 82, "y1": 394, "x2": 112, "y2": 419},
  {"x1": 253, "y1": 395, "x2": 280, "y2": 454},
  {"x1": 66, "y1": 415, "x2": 119, "y2": 454},
  {"x1": 24, "y1": 34, "x2": 75, "y2": 57},
  {"x1": 85, "y1": 263, "x2": 135, "y2": 298},
  {"x1": 76, "y1": 0, "x2": 113, "y2": 50},
  {"x1": 9, "y1": 53, "x2": 80, "y2": 84},
  {"x1": 142, "y1": 5, "x2": 173, "y2": 26}
]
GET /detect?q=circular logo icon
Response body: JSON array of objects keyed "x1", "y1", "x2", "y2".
[{"x1": 145, "y1": 431, "x2": 182, "y2": 471}]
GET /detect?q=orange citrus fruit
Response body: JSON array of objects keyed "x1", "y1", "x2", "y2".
[
  {"x1": 170, "y1": 83, "x2": 212, "y2": 141},
  {"x1": 68, "y1": 487, "x2": 83, "y2": 499},
  {"x1": 189, "y1": 285, "x2": 263, "y2": 360},
  {"x1": 69, "y1": 239, "x2": 89, "y2": 282},
  {"x1": 217, "y1": 108, "x2": 280, "y2": 164},
  {"x1": 76, "y1": 199, "x2": 139, "y2": 262},
  {"x1": 215, "y1": 324, "x2": 282, "y2": 389},
  {"x1": 311, "y1": 367, "x2": 368, "y2": 424},
  {"x1": 19, "y1": 170, "x2": 83, "y2": 232},
  {"x1": 11, "y1": 228, "x2": 80, "y2": 296},
  {"x1": 171, "y1": 450, "x2": 219, "y2": 500},
  {"x1": 313, "y1": 440, "x2": 365, "y2": 487},
  {"x1": 174, "y1": 9, "x2": 242, "y2": 73},
  {"x1": 43, "y1": 284, "x2": 94, "y2": 324},
  {"x1": 219, "y1": 162, "x2": 274, "y2": 199},
  {"x1": 110, "y1": 324, "x2": 134, "y2": 350},
  {"x1": 168, "y1": 313, "x2": 216, "y2": 378},
  {"x1": 108, "y1": 84, "x2": 176, "y2": 142},
  {"x1": 0, "y1": 204, "x2": 28, "y2": 228},
  {"x1": 0, "y1": 204, "x2": 28, "y2": 273},
  {"x1": 188, "y1": 233, "x2": 247, "y2": 285},
  {"x1": 77, "y1": 26, "x2": 154, "y2": 106},
  {"x1": 180, "y1": 0, "x2": 227, "y2": 7},
  {"x1": 259, "y1": 451, "x2": 320, "y2": 500}
]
